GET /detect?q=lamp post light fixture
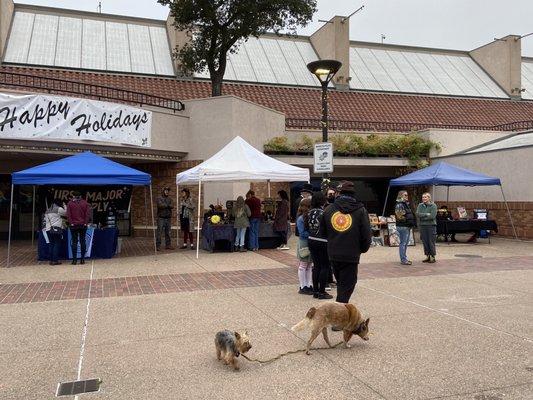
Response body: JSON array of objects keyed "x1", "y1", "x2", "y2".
[{"x1": 307, "y1": 59, "x2": 342, "y2": 190}]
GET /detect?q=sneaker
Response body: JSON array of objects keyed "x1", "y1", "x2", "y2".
[
  {"x1": 165, "y1": 246, "x2": 175, "y2": 250},
  {"x1": 80, "y1": 259, "x2": 85, "y2": 265},
  {"x1": 298, "y1": 287, "x2": 308, "y2": 295},
  {"x1": 318, "y1": 292, "x2": 333, "y2": 300},
  {"x1": 239, "y1": 246, "x2": 247, "y2": 252},
  {"x1": 190, "y1": 245, "x2": 195, "y2": 250},
  {"x1": 180, "y1": 245, "x2": 187, "y2": 249},
  {"x1": 279, "y1": 245, "x2": 290, "y2": 250},
  {"x1": 428, "y1": 256, "x2": 436, "y2": 263},
  {"x1": 71, "y1": 259, "x2": 77, "y2": 265},
  {"x1": 422, "y1": 256, "x2": 430, "y2": 263},
  {"x1": 401, "y1": 260, "x2": 413, "y2": 265},
  {"x1": 313, "y1": 292, "x2": 319, "y2": 298},
  {"x1": 325, "y1": 285, "x2": 332, "y2": 291}
]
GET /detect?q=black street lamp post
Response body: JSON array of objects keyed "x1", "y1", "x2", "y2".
[{"x1": 306, "y1": 60, "x2": 342, "y2": 190}]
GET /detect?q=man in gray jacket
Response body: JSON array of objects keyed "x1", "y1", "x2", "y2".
[{"x1": 156, "y1": 187, "x2": 174, "y2": 250}]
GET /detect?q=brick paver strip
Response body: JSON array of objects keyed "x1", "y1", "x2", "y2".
[{"x1": 0, "y1": 255, "x2": 532, "y2": 305}]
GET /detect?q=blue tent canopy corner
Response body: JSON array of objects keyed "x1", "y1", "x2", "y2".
[
  {"x1": 383, "y1": 161, "x2": 517, "y2": 239},
  {"x1": 7, "y1": 152, "x2": 156, "y2": 267},
  {"x1": 12, "y1": 151, "x2": 151, "y2": 185},
  {"x1": 389, "y1": 161, "x2": 500, "y2": 187}
]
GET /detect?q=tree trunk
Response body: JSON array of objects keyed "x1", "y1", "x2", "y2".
[{"x1": 211, "y1": 72, "x2": 224, "y2": 97}]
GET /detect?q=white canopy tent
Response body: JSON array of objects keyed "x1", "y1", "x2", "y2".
[{"x1": 176, "y1": 136, "x2": 310, "y2": 258}]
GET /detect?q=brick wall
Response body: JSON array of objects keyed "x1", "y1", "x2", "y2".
[
  {"x1": 250, "y1": 182, "x2": 290, "y2": 201},
  {"x1": 445, "y1": 201, "x2": 533, "y2": 239},
  {"x1": 131, "y1": 161, "x2": 202, "y2": 241}
]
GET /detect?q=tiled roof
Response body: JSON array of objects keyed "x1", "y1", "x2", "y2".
[{"x1": 2, "y1": 65, "x2": 533, "y2": 132}]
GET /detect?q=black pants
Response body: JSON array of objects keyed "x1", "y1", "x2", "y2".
[
  {"x1": 70, "y1": 225, "x2": 87, "y2": 260},
  {"x1": 309, "y1": 240, "x2": 329, "y2": 294},
  {"x1": 276, "y1": 229, "x2": 287, "y2": 245},
  {"x1": 331, "y1": 261, "x2": 359, "y2": 303}
]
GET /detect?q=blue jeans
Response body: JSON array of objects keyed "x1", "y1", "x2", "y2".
[
  {"x1": 248, "y1": 218, "x2": 260, "y2": 250},
  {"x1": 235, "y1": 227, "x2": 246, "y2": 246},
  {"x1": 397, "y1": 226, "x2": 411, "y2": 263},
  {"x1": 48, "y1": 231, "x2": 63, "y2": 263}
]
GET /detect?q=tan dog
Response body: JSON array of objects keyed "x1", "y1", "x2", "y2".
[
  {"x1": 214, "y1": 330, "x2": 252, "y2": 371},
  {"x1": 291, "y1": 302, "x2": 370, "y2": 355}
]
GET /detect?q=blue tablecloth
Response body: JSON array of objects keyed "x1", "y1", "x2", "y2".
[{"x1": 38, "y1": 228, "x2": 118, "y2": 260}]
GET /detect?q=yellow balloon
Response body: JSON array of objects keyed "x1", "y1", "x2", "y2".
[{"x1": 210, "y1": 215, "x2": 221, "y2": 224}]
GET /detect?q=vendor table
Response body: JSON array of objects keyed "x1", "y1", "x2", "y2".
[
  {"x1": 257, "y1": 222, "x2": 282, "y2": 249},
  {"x1": 201, "y1": 222, "x2": 282, "y2": 252},
  {"x1": 201, "y1": 222, "x2": 235, "y2": 252},
  {"x1": 38, "y1": 227, "x2": 119, "y2": 260},
  {"x1": 437, "y1": 220, "x2": 498, "y2": 236}
]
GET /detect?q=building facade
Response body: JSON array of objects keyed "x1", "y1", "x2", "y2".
[{"x1": 1, "y1": 0, "x2": 532, "y2": 240}]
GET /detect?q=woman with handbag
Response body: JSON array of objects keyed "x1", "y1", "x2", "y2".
[
  {"x1": 44, "y1": 199, "x2": 66, "y2": 265},
  {"x1": 296, "y1": 198, "x2": 313, "y2": 295}
]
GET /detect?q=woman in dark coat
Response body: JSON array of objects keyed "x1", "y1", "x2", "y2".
[{"x1": 273, "y1": 190, "x2": 290, "y2": 250}]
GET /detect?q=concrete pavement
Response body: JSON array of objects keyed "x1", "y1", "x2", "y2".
[{"x1": 0, "y1": 238, "x2": 532, "y2": 399}]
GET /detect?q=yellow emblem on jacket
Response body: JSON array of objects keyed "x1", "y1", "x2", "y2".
[{"x1": 331, "y1": 211, "x2": 352, "y2": 232}]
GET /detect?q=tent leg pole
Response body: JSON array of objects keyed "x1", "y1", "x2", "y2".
[
  {"x1": 6, "y1": 184, "x2": 14, "y2": 268},
  {"x1": 196, "y1": 181, "x2": 202, "y2": 259},
  {"x1": 500, "y1": 185, "x2": 518, "y2": 240},
  {"x1": 144, "y1": 186, "x2": 148, "y2": 235},
  {"x1": 267, "y1": 180, "x2": 271, "y2": 198},
  {"x1": 382, "y1": 185, "x2": 390, "y2": 217},
  {"x1": 31, "y1": 185, "x2": 35, "y2": 247},
  {"x1": 446, "y1": 186, "x2": 450, "y2": 245},
  {"x1": 149, "y1": 185, "x2": 157, "y2": 258},
  {"x1": 432, "y1": 185, "x2": 435, "y2": 199},
  {"x1": 176, "y1": 184, "x2": 179, "y2": 248}
]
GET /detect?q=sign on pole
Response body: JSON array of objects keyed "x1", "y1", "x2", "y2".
[{"x1": 313, "y1": 142, "x2": 333, "y2": 173}]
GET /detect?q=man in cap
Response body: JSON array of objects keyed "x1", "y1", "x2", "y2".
[
  {"x1": 319, "y1": 181, "x2": 372, "y2": 303},
  {"x1": 156, "y1": 187, "x2": 174, "y2": 250}
]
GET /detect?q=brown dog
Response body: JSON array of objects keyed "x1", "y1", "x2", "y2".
[{"x1": 291, "y1": 302, "x2": 370, "y2": 355}]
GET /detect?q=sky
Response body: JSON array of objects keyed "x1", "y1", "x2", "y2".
[{"x1": 15, "y1": 0, "x2": 533, "y2": 56}]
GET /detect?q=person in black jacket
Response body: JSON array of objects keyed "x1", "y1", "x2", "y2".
[
  {"x1": 319, "y1": 181, "x2": 372, "y2": 303},
  {"x1": 394, "y1": 190, "x2": 416, "y2": 265}
]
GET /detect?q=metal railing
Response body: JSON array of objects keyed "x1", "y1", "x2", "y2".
[
  {"x1": 0, "y1": 69, "x2": 185, "y2": 112},
  {"x1": 286, "y1": 118, "x2": 533, "y2": 133}
]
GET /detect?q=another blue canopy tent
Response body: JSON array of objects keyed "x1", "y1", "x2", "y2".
[
  {"x1": 382, "y1": 161, "x2": 517, "y2": 239},
  {"x1": 7, "y1": 152, "x2": 156, "y2": 267}
]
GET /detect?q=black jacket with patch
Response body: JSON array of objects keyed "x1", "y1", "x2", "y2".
[{"x1": 319, "y1": 195, "x2": 372, "y2": 263}]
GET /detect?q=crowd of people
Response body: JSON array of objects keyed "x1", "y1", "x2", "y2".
[{"x1": 291, "y1": 181, "x2": 441, "y2": 307}]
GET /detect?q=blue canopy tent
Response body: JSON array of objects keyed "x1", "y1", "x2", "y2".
[
  {"x1": 382, "y1": 161, "x2": 517, "y2": 239},
  {"x1": 7, "y1": 152, "x2": 156, "y2": 266}
]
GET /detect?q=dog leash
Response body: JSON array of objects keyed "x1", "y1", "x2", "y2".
[{"x1": 241, "y1": 341, "x2": 345, "y2": 364}]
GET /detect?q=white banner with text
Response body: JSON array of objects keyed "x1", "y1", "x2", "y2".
[{"x1": 0, "y1": 92, "x2": 151, "y2": 147}]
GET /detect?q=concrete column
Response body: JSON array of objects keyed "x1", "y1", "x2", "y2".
[
  {"x1": 165, "y1": 15, "x2": 192, "y2": 76},
  {"x1": 470, "y1": 35, "x2": 522, "y2": 98},
  {"x1": 0, "y1": 0, "x2": 15, "y2": 59},
  {"x1": 310, "y1": 16, "x2": 351, "y2": 90}
]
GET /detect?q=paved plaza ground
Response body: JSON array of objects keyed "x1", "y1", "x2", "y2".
[{"x1": 0, "y1": 235, "x2": 532, "y2": 399}]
